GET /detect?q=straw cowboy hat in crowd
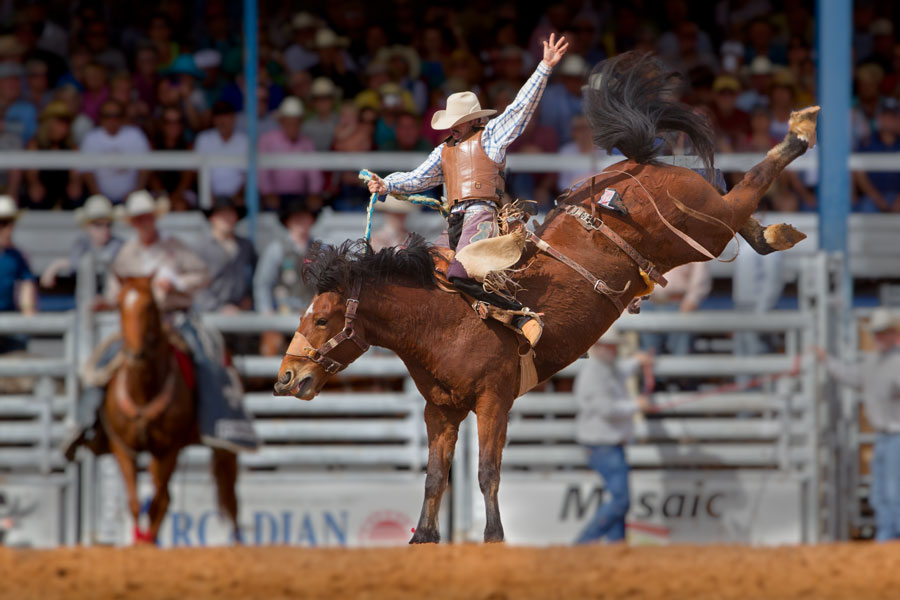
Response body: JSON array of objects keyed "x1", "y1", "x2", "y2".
[
  {"x1": 277, "y1": 96, "x2": 304, "y2": 118},
  {"x1": 595, "y1": 326, "x2": 623, "y2": 346},
  {"x1": 375, "y1": 194, "x2": 418, "y2": 214},
  {"x1": 314, "y1": 28, "x2": 348, "y2": 50},
  {"x1": 0, "y1": 195, "x2": 19, "y2": 220},
  {"x1": 868, "y1": 307, "x2": 900, "y2": 334},
  {"x1": 310, "y1": 77, "x2": 338, "y2": 99},
  {"x1": 116, "y1": 190, "x2": 169, "y2": 221},
  {"x1": 430, "y1": 91, "x2": 496, "y2": 130},
  {"x1": 75, "y1": 195, "x2": 114, "y2": 225}
]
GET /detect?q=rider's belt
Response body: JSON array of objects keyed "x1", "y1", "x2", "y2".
[
  {"x1": 441, "y1": 129, "x2": 506, "y2": 209},
  {"x1": 450, "y1": 200, "x2": 499, "y2": 215}
]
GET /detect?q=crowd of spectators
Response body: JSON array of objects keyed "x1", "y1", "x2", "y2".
[{"x1": 0, "y1": 0, "x2": 897, "y2": 217}]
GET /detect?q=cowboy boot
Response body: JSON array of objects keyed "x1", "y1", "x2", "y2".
[{"x1": 514, "y1": 314, "x2": 543, "y2": 347}]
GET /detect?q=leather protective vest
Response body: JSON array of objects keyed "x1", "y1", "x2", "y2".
[{"x1": 441, "y1": 129, "x2": 506, "y2": 208}]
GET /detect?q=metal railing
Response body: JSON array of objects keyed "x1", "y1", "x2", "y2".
[{"x1": 1, "y1": 149, "x2": 897, "y2": 211}]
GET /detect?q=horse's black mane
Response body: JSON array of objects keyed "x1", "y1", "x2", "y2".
[{"x1": 302, "y1": 233, "x2": 438, "y2": 295}]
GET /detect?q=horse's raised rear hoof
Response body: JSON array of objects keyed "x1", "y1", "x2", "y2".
[
  {"x1": 764, "y1": 223, "x2": 807, "y2": 251},
  {"x1": 789, "y1": 106, "x2": 820, "y2": 146}
]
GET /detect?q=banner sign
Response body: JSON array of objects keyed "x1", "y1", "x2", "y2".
[
  {"x1": 96, "y1": 471, "x2": 443, "y2": 548},
  {"x1": 0, "y1": 481, "x2": 63, "y2": 548},
  {"x1": 471, "y1": 471, "x2": 806, "y2": 545}
]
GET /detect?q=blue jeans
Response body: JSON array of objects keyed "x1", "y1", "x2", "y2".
[
  {"x1": 576, "y1": 444, "x2": 630, "y2": 543},
  {"x1": 872, "y1": 433, "x2": 900, "y2": 541}
]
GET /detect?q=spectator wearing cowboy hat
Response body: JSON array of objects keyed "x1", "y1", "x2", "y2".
[
  {"x1": 254, "y1": 196, "x2": 319, "y2": 355},
  {"x1": 192, "y1": 196, "x2": 256, "y2": 314},
  {"x1": 254, "y1": 196, "x2": 318, "y2": 317},
  {"x1": 301, "y1": 77, "x2": 340, "y2": 151},
  {"x1": 0, "y1": 195, "x2": 36, "y2": 324},
  {"x1": 815, "y1": 308, "x2": 900, "y2": 541},
  {"x1": 283, "y1": 12, "x2": 321, "y2": 74},
  {"x1": 309, "y1": 28, "x2": 360, "y2": 98},
  {"x1": 193, "y1": 101, "x2": 248, "y2": 207},
  {"x1": 39, "y1": 194, "x2": 123, "y2": 296},
  {"x1": 258, "y1": 97, "x2": 323, "y2": 212},
  {"x1": 370, "y1": 195, "x2": 418, "y2": 251},
  {"x1": 574, "y1": 327, "x2": 652, "y2": 544}
]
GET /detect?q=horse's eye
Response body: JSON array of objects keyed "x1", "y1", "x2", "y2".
[{"x1": 315, "y1": 318, "x2": 328, "y2": 327}]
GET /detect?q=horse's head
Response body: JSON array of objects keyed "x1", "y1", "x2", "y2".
[
  {"x1": 273, "y1": 290, "x2": 369, "y2": 399},
  {"x1": 118, "y1": 276, "x2": 162, "y2": 360}
]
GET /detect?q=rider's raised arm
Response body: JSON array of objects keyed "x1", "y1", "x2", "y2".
[
  {"x1": 481, "y1": 61, "x2": 553, "y2": 162},
  {"x1": 383, "y1": 144, "x2": 445, "y2": 195}
]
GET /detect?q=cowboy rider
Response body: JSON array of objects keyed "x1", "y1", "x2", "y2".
[
  {"x1": 367, "y1": 34, "x2": 569, "y2": 346},
  {"x1": 63, "y1": 190, "x2": 259, "y2": 460}
]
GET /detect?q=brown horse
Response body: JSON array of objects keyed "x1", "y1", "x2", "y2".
[
  {"x1": 105, "y1": 277, "x2": 239, "y2": 544},
  {"x1": 273, "y1": 53, "x2": 818, "y2": 543}
]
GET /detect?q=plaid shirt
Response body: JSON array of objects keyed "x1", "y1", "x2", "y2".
[{"x1": 384, "y1": 61, "x2": 553, "y2": 194}]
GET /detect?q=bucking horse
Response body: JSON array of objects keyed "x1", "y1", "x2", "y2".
[{"x1": 273, "y1": 52, "x2": 818, "y2": 543}]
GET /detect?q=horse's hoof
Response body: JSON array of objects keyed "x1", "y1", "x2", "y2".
[
  {"x1": 789, "y1": 106, "x2": 820, "y2": 147},
  {"x1": 409, "y1": 528, "x2": 440, "y2": 544},
  {"x1": 483, "y1": 527, "x2": 505, "y2": 543},
  {"x1": 764, "y1": 223, "x2": 807, "y2": 251}
]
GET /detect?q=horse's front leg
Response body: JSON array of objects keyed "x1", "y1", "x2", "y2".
[
  {"x1": 410, "y1": 402, "x2": 466, "y2": 544},
  {"x1": 110, "y1": 439, "x2": 146, "y2": 544},
  {"x1": 475, "y1": 395, "x2": 513, "y2": 543},
  {"x1": 146, "y1": 451, "x2": 179, "y2": 543}
]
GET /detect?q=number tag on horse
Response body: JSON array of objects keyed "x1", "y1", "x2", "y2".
[{"x1": 597, "y1": 188, "x2": 628, "y2": 216}]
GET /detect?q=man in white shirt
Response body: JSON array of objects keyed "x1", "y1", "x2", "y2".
[
  {"x1": 574, "y1": 328, "x2": 652, "y2": 543},
  {"x1": 194, "y1": 101, "x2": 248, "y2": 208},
  {"x1": 79, "y1": 100, "x2": 150, "y2": 204}
]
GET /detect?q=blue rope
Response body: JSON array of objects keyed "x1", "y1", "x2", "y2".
[{"x1": 358, "y1": 169, "x2": 449, "y2": 242}]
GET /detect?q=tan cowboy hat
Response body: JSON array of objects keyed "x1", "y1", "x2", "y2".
[
  {"x1": 0, "y1": 195, "x2": 19, "y2": 220},
  {"x1": 277, "y1": 96, "x2": 304, "y2": 118},
  {"x1": 375, "y1": 195, "x2": 418, "y2": 214},
  {"x1": 868, "y1": 307, "x2": 900, "y2": 334},
  {"x1": 116, "y1": 190, "x2": 169, "y2": 221},
  {"x1": 431, "y1": 92, "x2": 496, "y2": 130},
  {"x1": 314, "y1": 28, "x2": 348, "y2": 49},
  {"x1": 375, "y1": 45, "x2": 421, "y2": 80},
  {"x1": 310, "y1": 77, "x2": 338, "y2": 99},
  {"x1": 75, "y1": 194, "x2": 114, "y2": 225}
]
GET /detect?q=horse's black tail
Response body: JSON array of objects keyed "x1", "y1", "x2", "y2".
[{"x1": 583, "y1": 51, "x2": 716, "y2": 183}]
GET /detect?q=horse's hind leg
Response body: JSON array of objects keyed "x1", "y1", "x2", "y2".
[
  {"x1": 739, "y1": 217, "x2": 807, "y2": 255},
  {"x1": 111, "y1": 442, "x2": 146, "y2": 544},
  {"x1": 725, "y1": 106, "x2": 819, "y2": 230},
  {"x1": 211, "y1": 448, "x2": 241, "y2": 543},
  {"x1": 147, "y1": 451, "x2": 179, "y2": 543},
  {"x1": 475, "y1": 395, "x2": 513, "y2": 543},
  {"x1": 410, "y1": 403, "x2": 467, "y2": 544}
]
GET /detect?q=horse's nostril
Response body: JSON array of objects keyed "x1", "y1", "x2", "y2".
[{"x1": 279, "y1": 371, "x2": 293, "y2": 385}]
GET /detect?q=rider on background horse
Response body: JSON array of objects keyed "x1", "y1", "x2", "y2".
[
  {"x1": 63, "y1": 190, "x2": 259, "y2": 460},
  {"x1": 366, "y1": 34, "x2": 570, "y2": 347}
]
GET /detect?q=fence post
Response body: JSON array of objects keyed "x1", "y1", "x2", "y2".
[{"x1": 75, "y1": 253, "x2": 96, "y2": 545}]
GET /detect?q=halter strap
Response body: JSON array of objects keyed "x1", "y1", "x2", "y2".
[{"x1": 284, "y1": 279, "x2": 369, "y2": 374}]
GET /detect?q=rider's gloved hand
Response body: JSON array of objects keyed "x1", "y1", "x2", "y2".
[{"x1": 366, "y1": 174, "x2": 387, "y2": 195}]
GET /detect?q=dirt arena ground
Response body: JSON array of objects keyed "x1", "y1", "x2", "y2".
[{"x1": 1, "y1": 543, "x2": 899, "y2": 600}]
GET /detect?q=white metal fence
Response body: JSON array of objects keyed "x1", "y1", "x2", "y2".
[{"x1": 0, "y1": 247, "x2": 846, "y2": 547}]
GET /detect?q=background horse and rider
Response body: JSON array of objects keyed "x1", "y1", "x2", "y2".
[
  {"x1": 274, "y1": 52, "x2": 819, "y2": 543},
  {"x1": 105, "y1": 277, "x2": 239, "y2": 544}
]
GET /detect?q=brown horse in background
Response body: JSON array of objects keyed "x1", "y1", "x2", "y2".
[
  {"x1": 105, "y1": 277, "x2": 239, "y2": 544},
  {"x1": 273, "y1": 53, "x2": 819, "y2": 543}
]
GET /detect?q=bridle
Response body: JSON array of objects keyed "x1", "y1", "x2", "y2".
[{"x1": 284, "y1": 279, "x2": 369, "y2": 374}]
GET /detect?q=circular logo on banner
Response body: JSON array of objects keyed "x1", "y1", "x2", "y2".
[{"x1": 357, "y1": 510, "x2": 412, "y2": 546}]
